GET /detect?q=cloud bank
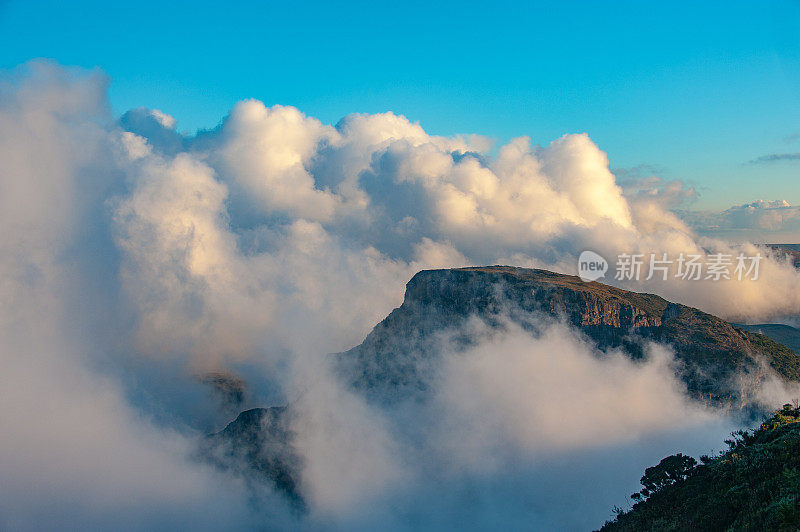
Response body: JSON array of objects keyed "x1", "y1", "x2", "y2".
[
  {"x1": 679, "y1": 199, "x2": 800, "y2": 243},
  {"x1": 284, "y1": 319, "x2": 741, "y2": 530},
  {"x1": 748, "y1": 152, "x2": 800, "y2": 164},
  {"x1": 2, "y1": 60, "x2": 800, "y2": 529}
]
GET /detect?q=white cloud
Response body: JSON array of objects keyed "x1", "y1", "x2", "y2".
[
  {"x1": 435, "y1": 321, "x2": 716, "y2": 456},
  {"x1": 282, "y1": 317, "x2": 741, "y2": 528},
  {"x1": 0, "y1": 62, "x2": 288, "y2": 530},
  {"x1": 678, "y1": 199, "x2": 800, "y2": 243},
  {"x1": 721, "y1": 200, "x2": 800, "y2": 232}
]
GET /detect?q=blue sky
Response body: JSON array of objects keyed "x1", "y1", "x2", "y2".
[{"x1": 1, "y1": 0, "x2": 799, "y2": 209}]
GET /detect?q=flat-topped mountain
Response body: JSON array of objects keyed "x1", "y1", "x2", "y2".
[{"x1": 340, "y1": 266, "x2": 800, "y2": 406}]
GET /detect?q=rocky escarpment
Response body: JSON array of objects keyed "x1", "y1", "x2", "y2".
[{"x1": 339, "y1": 266, "x2": 800, "y2": 406}]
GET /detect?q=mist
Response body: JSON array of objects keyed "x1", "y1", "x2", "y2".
[{"x1": 281, "y1": 319, "x2": 745, "y2": 530}]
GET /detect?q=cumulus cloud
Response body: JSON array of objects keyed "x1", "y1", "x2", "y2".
[
  {"x1": 615, "y1": 165, "x2": 698, "y2": 210},
  {"x1": 679, "y1": 199, "x2": 800, "y2": 243},
  {"x1": 0, "y1": 62, "x2": 290, "y2": 530},
  {"x1": 723, "y1": 200, "x2": 799, "y2": 231},
  {"x1": 3, "y1": 60, "x2": 800, "y2": 529},
  {"x1": 121, "y1": 94, "x2": 800, "y2": 325},
  {"x1": 119, "y1": 107, "x2": 184, "y2": 155}
]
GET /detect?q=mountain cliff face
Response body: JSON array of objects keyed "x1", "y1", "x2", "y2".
[
  {"x1": 340, "y1": 266, "x2": 800, "y2": 406},
  {"x1": 204, "y1": 266, "x2": 800, "y2": 506}
]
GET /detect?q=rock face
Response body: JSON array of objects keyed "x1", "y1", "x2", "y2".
[{"x1": 339, "y1": 266, "x2": 800, "y2": 406}]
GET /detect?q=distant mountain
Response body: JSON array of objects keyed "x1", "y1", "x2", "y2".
[
  {"x1": 600, "y1": 405, "x2": 800, "y2": 531},
  {"x1": 767, "y1": 244, "x2": 800, "y2": 269},
  {"x1": 203, "y1": 266, "x2": 800, "y2": 506},
  {"x1": 736, "y1": 323, "x2": 800, "y2": 355}
]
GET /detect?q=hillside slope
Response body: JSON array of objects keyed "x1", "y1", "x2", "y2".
[
  {"x1": 736, "y1": 323, "x2": 800, "y2": 355},
  {"x1": 600, "y1": 405, "x2": 800, "y2": 531}
]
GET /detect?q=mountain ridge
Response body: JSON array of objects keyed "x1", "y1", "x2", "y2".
[{"x1": 341, "y1": 266, "x2": 800, "y2": 406}]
